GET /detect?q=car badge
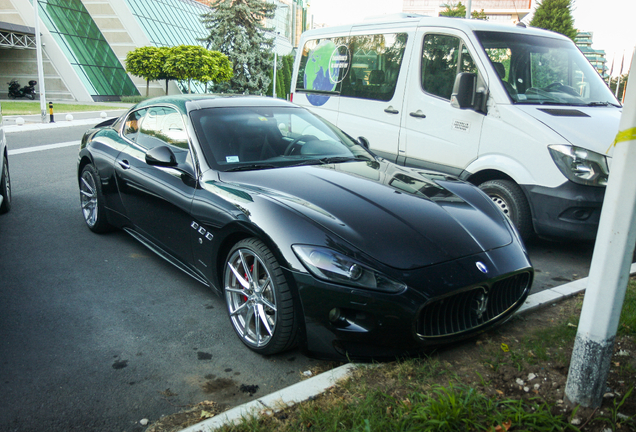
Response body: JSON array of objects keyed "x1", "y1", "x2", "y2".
[
  {"x1": 474, "y1": 289, "x2": 489, "y2": 319},
  {"x1": 476, "y1": 261, "x2": 488, "y2": 274}
]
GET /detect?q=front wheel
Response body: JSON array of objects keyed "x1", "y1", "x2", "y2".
[
  {"x1": 224, "y1": 238, "x2": 297, "y2": 355},
  {"x1": 479, "y1": 179, "x2": 533, "y2": 241},
  {"x1": 0, "y1": 154, "x2": 11, "y2": 214},
  {"x1": 79, "y1": 164, "x2": 111, "y2": 233}
]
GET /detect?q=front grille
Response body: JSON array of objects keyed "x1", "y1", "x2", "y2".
[{"x1": 416, "y1": 272, "x2": 531, "y2": 338}]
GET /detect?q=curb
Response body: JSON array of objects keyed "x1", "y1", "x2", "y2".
[
  {"x1": 177, "y1": 261, "x2": 636, "y2": 432},
  {"x1": 3, "y1": 109, "x2": 128, "y2": 134}
]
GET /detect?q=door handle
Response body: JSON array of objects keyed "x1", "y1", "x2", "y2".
[
  {"x1": 118, "y1": 160, "x2": 130, "y2": 170},
  {"x1": 384, "y1": 106, "x2": 399, "y2": 114},
  {"x1": 409, "y1": 110, "x2": 426, "y2": 119}
]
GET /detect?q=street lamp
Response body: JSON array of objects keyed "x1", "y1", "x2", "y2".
[{"x1": 273, "y1": 3, "x2": 289, "y2": 99}]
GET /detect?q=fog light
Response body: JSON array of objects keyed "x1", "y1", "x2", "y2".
[{"x1": 329, "y1": 308, "x2": 342, "y2": 323}]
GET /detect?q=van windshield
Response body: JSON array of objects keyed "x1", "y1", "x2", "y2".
[{"x1": 475, "y1": 31, "x2": 619, "y2": 107}]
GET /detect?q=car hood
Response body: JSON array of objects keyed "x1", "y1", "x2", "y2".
[
  {"x1": 218, "y1": 160, "x2": 513, "y2": 270},
  {"x1": 515, "y1": 105, "x2": 621, "y2": 157}
]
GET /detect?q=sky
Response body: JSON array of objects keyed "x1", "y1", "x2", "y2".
[{"x1": 308, "y1": 0, "x2": 635, "y2": 77}]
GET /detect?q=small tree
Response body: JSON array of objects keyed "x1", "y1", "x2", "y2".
[
  {"x1": 198, "y1": 51, "x2": 233, "y2": 93},
  {"x1": 125, "y1": 46, "x2": 164, "y2": 97},
  {"x1": 530, "y1": 0, "x2": 577, "y2": 41},
  {"x1": 201, "y1": 0, "x2": 276, "y2": 94},
  {"x1": 165, "y1": 45, "x2": 216, "y2": 93},
  {"x1": 439, "y1": 2, "x2": 488, "y2": 19},
  {"x1": 157, "y1": 47, "x2": 176, "y2": 95}
]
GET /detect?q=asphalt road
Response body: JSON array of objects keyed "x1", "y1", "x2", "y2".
[
  {"x1": 0, "y1": 125, "x2": 327, "y2": 432},
  {"x1": 0, "y1": 124, "x2": 599, "y2": 431}
]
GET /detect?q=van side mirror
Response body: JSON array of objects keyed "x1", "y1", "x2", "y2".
[
  {"x1": 451, "y1": 73, "x2": 477, "y2": 109},
  {"x1": 451, "y1": 73, "x2": 488, "y2": 114},
  {"x1": 358, "y1": 136, "x2": 370, "y2": 149}
]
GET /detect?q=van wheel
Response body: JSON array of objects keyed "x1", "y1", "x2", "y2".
[{"x1": 479, "y1": 179, "x2": 533, "y2": 241}]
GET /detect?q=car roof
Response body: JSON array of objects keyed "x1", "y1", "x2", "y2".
[{"x1": 133, "y1": 94, "x2": 298, "y2": 114}]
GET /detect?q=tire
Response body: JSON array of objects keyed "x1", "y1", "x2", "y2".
[
  {"x1": 224, "y1": 238, "x2": 297, "y2": 355},
  {"x1": 79, "y1": 164, "x2": 111, "y2": 233},
  {"x1": 0, "y1": 154, "x2": 11, "y2": 214},
  {"x1": 479, "y1": 179, "x2": 533, "y2": 241},
  {"x1": 26, "y1": 93, "x2": 35, "y2": 100}
]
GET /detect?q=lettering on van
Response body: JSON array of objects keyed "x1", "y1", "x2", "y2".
[
  {"x1": 328, "y1": 46, "x2": 350, "y2": 84},
  {"x1": 452, "y1": 119, "x2": 471, "y2": 133}
]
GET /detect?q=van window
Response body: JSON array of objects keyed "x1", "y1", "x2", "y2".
[
  {"x1": 476, "y1": 31, "x2": 619, "y2": 106},
  {"x1": 421, "y1": 34, "x2": 477, "y2": 100},
  {"x1": 340, "y1": 33, "x2": 408, "y2": 101},
  {"x1": 296, "y1": 33, "x2": 408, "y2": 103}
]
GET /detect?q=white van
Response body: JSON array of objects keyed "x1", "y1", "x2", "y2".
[{"x1": 290, "y1": 14, "x2": 621, "y2": 241}]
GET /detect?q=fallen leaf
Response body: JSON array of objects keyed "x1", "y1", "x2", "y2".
[
  {"x1": 501, "y1": 343, "x2": 510, "y2": 352},
  {"x1": 200, "y1": 410, "x2": 214, "y2": 419}
]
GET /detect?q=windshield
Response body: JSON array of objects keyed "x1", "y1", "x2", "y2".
[
  {"x1": 190, "y1": 106, "x2": 372, "y2": 171},
  {"x1": 475, "y1": 31, "x2": 619, "y2": 107}
]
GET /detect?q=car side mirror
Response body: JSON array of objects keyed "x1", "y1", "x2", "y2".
[
  {"x1": 146, "y1": 145, "x2": 177, "y2": 167},
  {"x1": 358, "y1": 136, "x2": 370, "y2": 149}
]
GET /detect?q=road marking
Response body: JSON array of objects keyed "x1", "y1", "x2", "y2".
[{"x1": 8, "y1": 141, "x2": 80, "y2": 155}]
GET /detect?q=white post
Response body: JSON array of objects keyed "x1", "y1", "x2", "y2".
[
  {"x1": 465, "y1": 0, "x2": 472, "y2": 19},
  {"x1": 273, "y1": 50, "x2": 277, "y2": 98},
  {"x1": 565, "y1": 49, "x2": 636, "y2": 408},
  {"x1": 34, "y1": 0, "x2": 47, "y2": 123}
]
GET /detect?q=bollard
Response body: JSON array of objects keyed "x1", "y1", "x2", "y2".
[{"x1": 48, "y1": 101, "x2": 55, "y2": 123}]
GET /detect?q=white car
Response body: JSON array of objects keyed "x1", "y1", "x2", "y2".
[{"x1": 0, "y1": 101, "x2": 10, "y2": 214}]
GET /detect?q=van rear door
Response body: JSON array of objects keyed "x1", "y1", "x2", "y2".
[{"x1": 402, "y1": 28, "x2": 487, "y2": 174}]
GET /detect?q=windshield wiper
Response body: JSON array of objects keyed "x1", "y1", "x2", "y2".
[
  {"x1": 587, "y1": 101, "x2": 621, "y2": 107},
  {"x1": 225, "y1": 164, "x2": 277, "y2": 172},
  {"x1": 289, "y1": 155, "x2": 371, "y2": 167}
]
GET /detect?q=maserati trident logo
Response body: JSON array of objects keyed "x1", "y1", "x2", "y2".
[
  {"x1": 473, "y1": 289, "x2": 489, "y2": 320},
  {"x1": 476, "y1": 261, "x2": 488, "y2": 274}
]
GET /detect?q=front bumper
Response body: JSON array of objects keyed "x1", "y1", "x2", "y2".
[
  {"x1": 522, "y1": 181, "x2": 605, "y2": 241},
  {"x1": 291, "y1": 241, "x2": 533, "y2": 360}
]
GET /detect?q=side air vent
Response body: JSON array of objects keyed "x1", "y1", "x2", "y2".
[{"x1": 538, "y1": 108, "x2": 590, "y2": 117}]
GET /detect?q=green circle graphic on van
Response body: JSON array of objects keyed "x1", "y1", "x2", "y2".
[{"x1": 304, "y1": 41, "x2": 349, "y2": 106}]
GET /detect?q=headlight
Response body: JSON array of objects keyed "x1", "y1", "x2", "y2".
[
  {"x1": 292, "y1": 245, "x2": 406, "y2": 293},
  {"x1": 548, "y1": 145, "x2": 609, "y2": 187}
]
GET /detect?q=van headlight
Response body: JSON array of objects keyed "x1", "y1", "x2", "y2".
[
  {"x1": 292, "y1": 245, "x2": 406, "y2": 293},
  {"x1": 548, "y1": 145, "x2": 609, "y2": 187}
]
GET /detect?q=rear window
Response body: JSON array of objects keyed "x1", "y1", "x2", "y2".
[{"x1": 296, "y1": 33, "x2": 408, "y2": 103}]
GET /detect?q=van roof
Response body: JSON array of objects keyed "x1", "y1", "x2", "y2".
[{"x1": 302, "y1": 15, "x2": 570, "y2": 42}]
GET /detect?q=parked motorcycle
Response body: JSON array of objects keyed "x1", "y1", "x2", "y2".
[{"x1": 7, "y1": 79, "x2": 37, "y2": 100}]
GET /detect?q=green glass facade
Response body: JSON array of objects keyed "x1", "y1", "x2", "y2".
[
  {"x1": 124, "y1": 0, "x2": 208, "y2": 48},
  {"x1": 34, "y1": 0, "x2": 139, "y2": 100}
]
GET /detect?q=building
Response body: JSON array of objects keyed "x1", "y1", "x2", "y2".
[
  {"x1": 0, "y1": 0, "x2": 306, "y2": 102},
  {"x1": 403, "y1": 0, "x2": 533, "y2": 23},
  {"x1": 575, "y1": 31, "x2": 609, "y2": 81}
]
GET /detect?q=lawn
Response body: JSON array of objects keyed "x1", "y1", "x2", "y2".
[{"x1": 1, "y1": 101, "x2": 128, "y2": 116}]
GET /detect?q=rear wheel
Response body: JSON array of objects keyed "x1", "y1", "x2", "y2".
[
  {"x1": 479, "y1": 179, "x2": 533, "y2": 241},
  {"x1": 224, "y1": 238, "x2": 297, "y2": 355},
  {"x1": 79, "y1": 164, "x2": 111, "y2": 233},
  {"x1": 0, "y1": 154, "x2": 11, "y2": 214}
]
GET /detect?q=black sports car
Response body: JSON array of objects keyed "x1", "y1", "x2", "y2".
[{"x1": 77, "y1": 95, "x2": 533, "y2": 360}]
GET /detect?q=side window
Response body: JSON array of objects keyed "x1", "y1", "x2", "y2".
[
  {"x1": 421, "y1": 34, "x2": 477, "y2": 100},
  {"x1": 123, "y1": 108, "x2": 147, "y2": 142},
  {"x1": 340, "y1": 33, "x2": 408, "y2": 102},
  {"x1": 296, "y1": 33, "x2": 407, "y2": 103},
  {"x1": 137, "y1": 107, "x2": 191, "y2": 165}
]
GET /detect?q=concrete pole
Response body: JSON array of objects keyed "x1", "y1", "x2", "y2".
[
  {"x1": 565, "y1": 50, "x2": 636, "y2": 408},
  {"x1": 34, "y1": 0, "x2": 47, "y2": 123},
  {"x1": 465, "y1": 0, "x2": 472, "y2": 18}
]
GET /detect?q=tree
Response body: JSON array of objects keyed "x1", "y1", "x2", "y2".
[
  {"x1": 198, "y1": 50, "x2": 234, "y2": 93},
  {"x1": 125, "y1": 46, "x2": 164, "y2": 97},
  {"x1": 201, "y1": 0, "x2": 276, "y2": 94},
  {"x1": 530, "y1": 0, "x2": 577, "y2": 41},
  {"x1": 266, "y1": 53, "x2": 294, "y2": 99},
  {"x1": 164, "y1": 45, "x2": 232, "y2": 93},
  {"x1": 439, "y1": 2, "x2": 488, "y2": 19},
  {"x1": 609, "y1": 74, "x2": 629, "y2": 102},
  {"x1": 157, "y1": 47, "x2": 177, "y2": 95}
]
